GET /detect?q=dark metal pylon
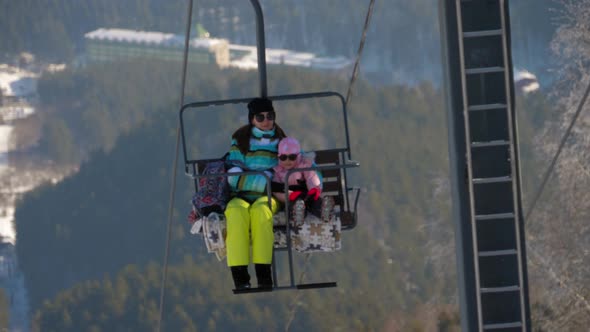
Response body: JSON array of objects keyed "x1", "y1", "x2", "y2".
[{"x1": 439, "y1": 0, "x2": 532, "y2": 330}]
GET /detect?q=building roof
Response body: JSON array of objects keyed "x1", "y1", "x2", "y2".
[
  {"x1": 228, "y1": 44, "x2": 352, "y2": 71},
  {"x1": 84, "y1": 28, "x2": 225, "y2": 48}
]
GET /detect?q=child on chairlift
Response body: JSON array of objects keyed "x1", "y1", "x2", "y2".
[{"x1": 272, "y1": 137, "x2": 334, "y2": 225}]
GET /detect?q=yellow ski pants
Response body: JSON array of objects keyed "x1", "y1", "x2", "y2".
[{"x1": 224, "y1": 196, "x2": 278, "y2": 266}]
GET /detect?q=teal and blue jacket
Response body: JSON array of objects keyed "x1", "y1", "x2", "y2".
[{"x1": 226, "y1": 126, "x2": 281, "y2": 202}]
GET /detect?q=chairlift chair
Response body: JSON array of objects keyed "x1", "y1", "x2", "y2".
[
  {"x1": 179, "y1": 0, "x2": 361, "y2": 293},
  {"x1": 180, "y1": 92, "x2": 360, "y2": 293}
]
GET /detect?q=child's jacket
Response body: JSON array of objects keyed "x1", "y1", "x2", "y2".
[{"x1": 272, "y1": 153, "x2": 321, "y2": 191}]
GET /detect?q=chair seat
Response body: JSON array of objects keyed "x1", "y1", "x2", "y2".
[
  {"x1": 273, "y1": 213, "x2": 341, "y2": 253},
  {"x1": 193, "y1": 211, "x2": 342, "y2": 261}
]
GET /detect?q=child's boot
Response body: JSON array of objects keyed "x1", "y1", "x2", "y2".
[
  {"x1": 321, "y1": 196, "x2": 335, "y2": 222},
  {"x1": 293, "y1": 199, "x2": 306, "y2": 226}
]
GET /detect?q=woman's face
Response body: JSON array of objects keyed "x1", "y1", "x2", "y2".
[
  {"x1": 278, "y1": 153, "x2": 298, "y2": 170},
  {"x1": 251, "y1": 111, "x2": 275, "y2": 131}
]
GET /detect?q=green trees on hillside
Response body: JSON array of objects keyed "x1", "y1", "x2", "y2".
[
  {"x1": 0, "y1": 1, "x2": 186, "y2": 61},
  {"x1": 40, "y1": 119, "x2": 78, "y2": 165},
  {"x1": 35, "y1": 60, "x2": 181, "y2": 162}
]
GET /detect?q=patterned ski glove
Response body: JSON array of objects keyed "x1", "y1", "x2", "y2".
[
  {"x1": 307, "y1": 188, "x2": 321, "y2": 201},
  {"x1": 289, "y1": 191, "x2": 303, "y2": 201}
]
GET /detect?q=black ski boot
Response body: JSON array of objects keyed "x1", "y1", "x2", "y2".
[
  {"x1": 255, "y1": 264, "x2": 273, "y2": 289},
  {"x1": 230, "y1": 266, "x2": 251, "y2": 290}
]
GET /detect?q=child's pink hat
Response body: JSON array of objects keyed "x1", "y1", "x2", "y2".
[{"x1": 278, "y1": 137, "x2": 301, "y2": 155}]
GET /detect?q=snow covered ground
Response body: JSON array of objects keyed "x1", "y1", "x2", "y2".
[
  {"x1": 1, "y1": 106, "x2": 35, "y2": 123},
  {"x1": 0, "y1": 175, "x2": 36, "y2": 245},
  {"x1": 0, "y1": 63, "x2": 41, "y2": 331},
  {"x1": 0, "y1": 162, "x2": 69, "y2": 332},
  {"x1": 0, "y1": 125, "x2": 13, "y2": 154},
  {"x1": 0, "y1": 112, "x2": 19, "y2": 245},
  {"x1": 0, "y1": 167, "x2": 32, "y2": 331},
  {"x1": 0, "y1": 207, "x2": 15, "y2": 246},
  {"x1": 0, "y1": 65, "x2": 37, "y2": 98}
]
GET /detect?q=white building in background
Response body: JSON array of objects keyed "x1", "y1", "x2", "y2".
[
  {"x1": 228, "y1": 44, "x2": 352, "y2": 72},
  {"x1": 84, "y1": 28, "x2": 230, "y2": 68},
  {"x1": 84, "y1": 28, "x2": 352, "y2": 72}
]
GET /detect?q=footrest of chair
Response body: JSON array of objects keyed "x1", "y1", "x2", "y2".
[
  {"x1": 296, "y1": 282, "x2": 337, "y2": 289},
  {"x1": 232, "y1": 286, "x2": 274, "y2": 294}
]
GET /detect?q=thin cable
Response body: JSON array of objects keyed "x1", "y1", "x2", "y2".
[
  {"x1": 284, "y1": 4, "x2": 375, "y2": 331},
  {"x1": 524, "y1": 77, "x2": 590, "y2": 223},
  {"x1": 157, "y1": 1, "x2": 194, "y2": 331},
  {"x1": 344, "y1": 0, "x2": 375, "y2": 107}
]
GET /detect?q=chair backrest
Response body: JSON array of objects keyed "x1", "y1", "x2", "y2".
[{"x1": 314, "y1": 149, "x2": 356, "y2": 229}]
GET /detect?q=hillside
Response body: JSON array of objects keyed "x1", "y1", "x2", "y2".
[
  {"x1": 4, "y1": 0, "x2": 580, "y2": 330},
  {"x1": 14, "y1": 60, "x2": 453, "y2": 330},
  {"x1": 12, "y1": 23, "x2": 586, "y2": 332}
]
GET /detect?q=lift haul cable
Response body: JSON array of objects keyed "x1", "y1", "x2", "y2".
[
  {"x1": 345, "y1": 0, "x2": 376, "y2": 108},
  {"x1": 157, "y1": 1, "x2": 194, "y2": 331}
]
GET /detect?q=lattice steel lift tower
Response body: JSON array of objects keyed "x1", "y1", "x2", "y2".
[{"x1": 439, "y1": 1, "x2": 532, "y2": 331}]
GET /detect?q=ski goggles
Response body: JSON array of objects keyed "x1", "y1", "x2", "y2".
[
  {"x1": 254, "y1": 112, "x2": 275, "y2": 122},
  {"x1": 278, "y1": 154, "x2": 298, "y2": 161}
]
